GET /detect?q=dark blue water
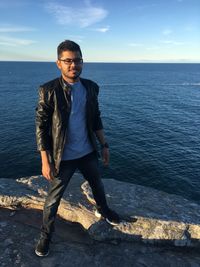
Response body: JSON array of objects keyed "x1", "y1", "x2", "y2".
[{"x1": 0, "y1": 62, "x2": 200, "y2": 203}]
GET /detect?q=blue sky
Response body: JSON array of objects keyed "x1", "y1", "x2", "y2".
[{"x1": 0, "y1": 0, "x2": 199, "y2": 62}]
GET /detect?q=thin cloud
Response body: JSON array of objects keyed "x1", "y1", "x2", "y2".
[
  {"x1": 0, "y1": 25, "x2": 36, "y2": 33},
  {"x1": 0, "y1": 1, "x2": 29, "y2": 8},
  {"x1": 95, "y1": 26, "x2": 110, "y2": 32},
  {"x1": 45, "y1": 1, "x2": 108, "y2": 28},
  {"x1": 162, "y1": 29, "x2": 172, "y2": 36},
  {"x1": 146, "y1": 46, "x2": 161, "y2": 50},
  {"x1": 160, "y1": 40, "x2": 184, "y2": 45},
  {"x1": 184, "y1": 25, "x2": 195, "y2": 32},
  {"x1": 134, "y1": 4, "x2": 157, "y2": 10},
  {"x1": 128, "y1": 43, "x2": 144, "y2": 47},
  {"x1": 0, "y1": 36, "x2": 37, "y2": 47}
]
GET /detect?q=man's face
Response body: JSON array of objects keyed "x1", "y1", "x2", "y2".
[{"x1": 56, "y1": 50, "x2": 83, "y2": 83}]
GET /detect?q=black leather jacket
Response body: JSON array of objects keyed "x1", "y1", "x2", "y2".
[{"x1": 35, "y1": 76, "x2": 103, "y2": 174}]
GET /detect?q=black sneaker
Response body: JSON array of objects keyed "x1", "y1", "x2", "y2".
[
  {"x1": 95, "y1": 208, "x2": 120, "y2": 226},
  {"x1": 35, "y1": 237, "x2": 50, "y2": 257}
]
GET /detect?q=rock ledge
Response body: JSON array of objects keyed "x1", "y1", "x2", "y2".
[{"x1": 0, "y1": 174, "x2": 200, "y2": 248}]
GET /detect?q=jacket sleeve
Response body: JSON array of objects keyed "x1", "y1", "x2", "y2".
[
  {"x1": 35, "y1": 86, "x2": 54, "y2": 151},
  {"x1": 93, "y1": 85, "x2": 103, "y2": 131}
]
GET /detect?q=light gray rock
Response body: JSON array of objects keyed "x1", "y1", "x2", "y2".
[
  {"x1": 0, "y1": 174, "x2": 200, "y2": 249},
  {"x1": 0, "y1": 177, "x2": 45, "y2": 209},
  {"x1": 82, "y1": 179, "x2": 200, "y2": 247},
  {"x1": 17, "y1": 174, "x2": 99, "y2": 228}
]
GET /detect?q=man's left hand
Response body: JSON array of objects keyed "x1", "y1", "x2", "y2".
[{"x1": 102, "y1": 147, "x2": 110, "y2": 166}]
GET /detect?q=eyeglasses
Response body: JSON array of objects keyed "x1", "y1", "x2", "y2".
[{"x1": 59, "y1": 58, "x2": 83, "y2": 65}]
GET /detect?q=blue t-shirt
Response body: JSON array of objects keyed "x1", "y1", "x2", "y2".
[{"x1": 61, "y1": 80, "x2": 93, "y2": 160}]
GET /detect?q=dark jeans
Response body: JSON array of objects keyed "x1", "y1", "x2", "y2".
[{"x1": 41, "y1": 151, "x2": 108, "y2": 238}]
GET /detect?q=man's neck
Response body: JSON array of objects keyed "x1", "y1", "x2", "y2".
[{"x1": 62, "y1": 75, "x2": 80, "y2": 84}]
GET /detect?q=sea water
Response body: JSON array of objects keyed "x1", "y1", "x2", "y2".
[{"x1": 0, "y1": 62, "x2": 200, "y2": 203}]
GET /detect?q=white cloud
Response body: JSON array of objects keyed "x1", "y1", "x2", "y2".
[
  {"x1": 45, "y1": 1, "x2": 108, "y2": 28},
  {"x1": 0, "y1": 25, "x2": 36, "y2": 33},
  {"x1": 160, "y1": 40, "x2": 184, "y2": 45},
  {"x1": 0, "y1": 36, "x2": 37, "y2": 47},
  {"x1": 95, "y1": 26, "x2": 110, "y2": 32}
]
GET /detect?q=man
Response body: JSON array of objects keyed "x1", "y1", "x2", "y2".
[{"x1": 35, "y1": 40, "x2": 120, "y2": 257}]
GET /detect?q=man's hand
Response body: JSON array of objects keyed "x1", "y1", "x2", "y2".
[
  {"x1": 40, "y1": 150, "x2": 55, "y2": 180},
  {"x1": 42, "y1": 161, "x2": 55, "y2": 180},
  {"x1": 102, "y1": 147, "x2": 110, "y2": 166},
  {"x1": 95, "y1": 129, "x2": 110, "y2": 166}
]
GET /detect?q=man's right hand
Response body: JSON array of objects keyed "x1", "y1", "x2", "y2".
[
  {"x1": 42, "y1": 161, "x2": 55, "y2": 180},
  {"x1": 40, "y1": 150, "x2": 55, "y2": 180}
]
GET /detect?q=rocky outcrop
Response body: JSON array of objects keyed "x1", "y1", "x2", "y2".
[
  {"x1": 0, "y1": 174, "x2": 200, "y2": 248},
  {"x1": 1, "y1": 207, "x2": 200, "y2": 267},
  {"x1": 1, "y1": 174, "x2": 200, "y2": 267}
]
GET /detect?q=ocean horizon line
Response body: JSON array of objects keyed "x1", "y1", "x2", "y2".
[{"x1": 0, "y1": 60, "x2": 200, "y2": 64}]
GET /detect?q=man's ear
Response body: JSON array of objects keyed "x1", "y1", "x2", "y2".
[{"x1": 56, "y1": 60, "x2": 61, "y2": 70}]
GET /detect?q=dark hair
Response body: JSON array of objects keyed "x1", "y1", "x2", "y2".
[{"x1": 57, "y1": 40, "x2": 82, "y2": 59}]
